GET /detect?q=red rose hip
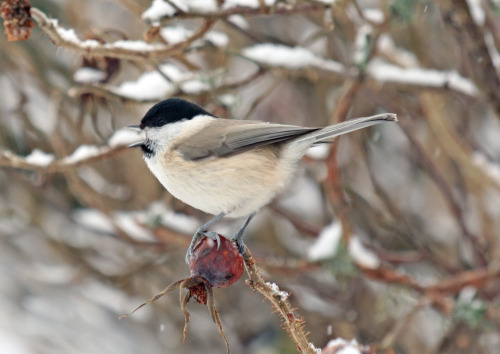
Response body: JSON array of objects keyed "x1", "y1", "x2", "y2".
[{"x1": 188, "y1": 236, "x2": 244, "y2": 288}]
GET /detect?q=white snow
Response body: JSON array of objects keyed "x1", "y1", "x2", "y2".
[
  {"x1": 227, "y1": 15, "x2": 249, "y2": 29},
  {"x1": 223, "y1": 0, "x2": 276, "y2": 9},
  {"x1": 306, "y1": 144, "x2": 330, "y2": 160},
  {"x1": 24, "y1": 149, "x2": 55, "y2": 166},
  {"x1": 142, "y1": 0, "x2": 217, "y2": 23},
  {"x1": 159, "y1": 26, "x2": 190, "y2": 44},
  {"x1": 363, "y1": 8, "x2": 385, "y2": 24},
  {"x1": 114, "y1": 64, "x2": 212, "y2": 100},
  {"x1": 242, "y1": 44, "x2": 345, "y2": 73},
  {"x1": 107, "y1": 40, "x2": 166, "y2": 51},
  {"x1": 114, "y1": 212, "x2": 155, "y2": 242},
  {"x1": 368, "y1": 59, "x2": 478, "y2": 96},
  {"x1": 78, "y1": 167, "x2": 130, "y2": 200},
  {"x1": 485, "y1": 33, "x2": 500, "y2": 69},
  {"x1": 465, "y1": 0, "x2": 485, "y2": 26},
  {"x1": 324, "y1": 338, "x2": 365, "y2": 354},
  {"x1": 243, "y1": 44, "x2": 319, "y2": 69},
  {"x1": 377, "y1": 34, "x2": 419, "y2": 68},
  {"x1": 73, "y1": 67, "x2": 106, "y2": 83},
  {"x1": 185, "y1": 0, "x2": 218, "y2": 12},
  {"x1": 266, "y1": 282, "x2": 290, "y2": 301},
  {"x1": 307, "y1": 221, "x2": 342, "y2": 261},
  {"x1": 55, "y1": 24, "x2": 100, "y2": 48},
  {"x1": 160, "y1": 26, "x2": 228, "y2": 47},
  {"x1": 114, "y1": 70, "x2": 175, "y2": 101},
  {"x1": 348, "y1": 236, "x2": 380, "y2": 269},
  {"x1": 353, "y1": 24, "x2": 373, "y2": 65},
  {"x1": 108, "y1": 128, "x2": 144, "y2": 147},
  {"x1": 471, "y1": 152, "x2": 500, "y2": 185},
  {"x1": 204, "y1": 31, "x2": 229, "y2": 47},
  {"x1": 142, "y1": 0, "x2": 179, "y2": 23},
  {"x1": 62, "y1": 145, "x2": 102, "y2": 164},
  {"x1": 73, "y1": 209, "x2": 115, "y2": 234}
]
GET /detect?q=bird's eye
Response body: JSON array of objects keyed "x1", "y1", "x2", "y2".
[{"x1": 157, "y1": 118, "x2": 166, "y2": 126}]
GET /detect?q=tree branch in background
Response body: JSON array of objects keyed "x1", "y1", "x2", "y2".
[{"x1": 30, "y1": 7, "x2": 214, "y2": 61}]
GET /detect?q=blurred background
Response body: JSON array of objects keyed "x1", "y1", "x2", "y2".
[{"x1": 1, "y1": 0, "x2": 500, "y2": 353}]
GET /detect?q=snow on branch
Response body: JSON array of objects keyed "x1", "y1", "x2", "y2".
[
  {"x1": 0, "y1": 129, "x2": 141, "y2": 173},
  {"x1": 142, "y1": 0, "x2": 329, "y2": 24},
  {"x1": 30, "y1": 7, "x2": 213, "y2": 61},
  {"x1": 242, "y1": 43, "x2": 349, "y2": 74},
  {"x1": 367, "y1": 59, "x2": 479, "y2": 96},
  {"x1": 70, "y1": 65, "x2": 264, "y2": 103}
]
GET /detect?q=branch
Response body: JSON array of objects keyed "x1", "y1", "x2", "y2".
[
  {"x1": 30, "y1": 7, "x2": 214, "y2": 60},
  {"x1": 0, "y1": 143, "x2": 129, "y2": 173},
  {"x1": 147, "y1": 2, "x2": 329, "y2": 25},
  {"x1": 242, "y1": 246, "x2": 319, "y2": 354},
  {"x1": 437, "y1": 0, "x2": 500, "y2": 116}
]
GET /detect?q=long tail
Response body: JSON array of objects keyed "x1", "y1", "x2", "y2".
[{"x1": 296, "y1": 113, "x2": 398, "y2": 144}]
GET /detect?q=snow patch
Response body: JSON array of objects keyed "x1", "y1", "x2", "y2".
[
  {"x1": 223, "y1": 0, "x2": 276, "y2": 9},
  {"x1": 108, "y1": 128, "x2": 144, "y2": 147},
  {"x1": 73, "y1": 67, "x2": 106, "y2": 83},
  {"x1": 368, "y1": 59, "x2": 478, "y2": 96},
  {"x1": 307, "y1": 221, "x2": 342, "y2": 261},
  {"x1": 24, "y1": 149, "x2": 55, "y2": 166},
  {"x1": 348, "y1": 236, "x2": 380, "y2": 269},
  {"x1": 242, "y1": 44, "x2": 345, "y2": 73},
  {"x1": 62, "y1": 145, "x2": 103, "y2": 164},
  {"x1": 266, "y1": 282, "x2": 290, "y2": 301}
]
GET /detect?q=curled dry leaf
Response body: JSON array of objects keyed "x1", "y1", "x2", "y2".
[{"x1": 1, "y1": 0, "x2": 35, "y2": 41}]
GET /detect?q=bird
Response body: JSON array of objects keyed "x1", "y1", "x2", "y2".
[{"x1": 128, "y1": 97, "x2": 397, "y2": 262}]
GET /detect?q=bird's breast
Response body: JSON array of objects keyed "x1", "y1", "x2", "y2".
[{"x1": 145, "y1": 147, "x2": 295, "y2": 218}]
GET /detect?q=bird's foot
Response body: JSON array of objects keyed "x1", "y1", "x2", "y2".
[
  {"x1": 185, "y1": 228, "x2": 220, "y2": 264},
  {"x1": 230, "y1": 232, "x2": 247, "y2": 256}
]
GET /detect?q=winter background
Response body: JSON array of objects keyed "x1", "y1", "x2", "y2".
[{"x1": 1, "y1": 0, "x2": 500, "y2": 353}]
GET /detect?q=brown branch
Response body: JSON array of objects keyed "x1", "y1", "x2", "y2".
[
  {"x1": 437, "y1": 0, "x2": 500, "y2": 116},
  {"x1": 31, "y1": 7, "x2": 214, "y2": 60},
  {"x1": 0, "y1": 144, "x2": 129, "y2": 173},
  {"x1": 242, "y1": 246, "x2": 318, "y2": 354},
  {"x1": 150, "y1": 2, "x2": 329, "y2": 24}
]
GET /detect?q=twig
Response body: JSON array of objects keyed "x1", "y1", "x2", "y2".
[
  {"x1": 0, "y1": 144, "x2": 128, "y2": 173},
  {"x1": 149, "y1": 2, "x2": 329, "y2": 24},
  {"x1": 31, "y1": 7, "x2": 214, "y2": 60},
  {"x1": 437, "y1": 0, "x2": 500, "y2": 116},
  {"x1": 241, "y1": 246, "x2": 318, "y2": 354}
]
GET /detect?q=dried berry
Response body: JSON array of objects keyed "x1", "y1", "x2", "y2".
[
  {"x1": 189, "y1": 235, "x2": 244, "y2": 288},
  {"x1": 1, "y1": 0, "x2": 35, "y2": 41}
]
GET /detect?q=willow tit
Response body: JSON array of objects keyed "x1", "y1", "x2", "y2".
[{"x1": 128, "y1": 98, "x2": 397, "y2": 261}]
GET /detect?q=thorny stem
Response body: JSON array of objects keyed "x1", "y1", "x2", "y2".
[{"x1": 241, "y1": 246, "x2": 317, "y2": 354}]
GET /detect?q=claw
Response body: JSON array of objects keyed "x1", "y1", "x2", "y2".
[{"x1": 185, "y1": 230, "x2": 221, "y2": 264}]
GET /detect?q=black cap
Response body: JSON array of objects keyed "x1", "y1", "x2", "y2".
[{"x1": 140, "y1": 98, "x2": 215, "y2": 129}]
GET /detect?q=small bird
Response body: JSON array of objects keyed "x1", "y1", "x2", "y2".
[{"x1": 128, "y1": 98, "x2": 397, "y2": 261}]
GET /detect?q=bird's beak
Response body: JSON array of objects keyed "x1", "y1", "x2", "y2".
[
  {"x1": 127, "y1": 140, "x2": 144, "y2": 148},
  {"x1": 127, "y1": 124, "x2": 142, "y2": 132}
]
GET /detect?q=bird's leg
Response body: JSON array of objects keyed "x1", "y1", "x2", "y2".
[
  {"x1": 186, "y1": 212, "x2": 225, "y2": 263},
  {"x1": 231, "y1": 212, "x2": 257, "y2": 255}
]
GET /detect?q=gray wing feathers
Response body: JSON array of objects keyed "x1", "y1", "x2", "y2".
[
  {"x1": 175, "y1": 120, "x2": 318, "y2": 160},
  {"x1": 176, "y1": 113, "x2": 397, "y2": 160}
]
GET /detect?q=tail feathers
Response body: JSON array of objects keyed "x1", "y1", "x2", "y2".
[{"x1": 296, "y1": 113, "x2": 398, "y2": 144}]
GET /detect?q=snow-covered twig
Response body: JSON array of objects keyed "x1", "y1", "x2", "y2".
[
  {"x1": 143, "y1": 1, "x2": 329, "y2": 24},
  {"x1": 0, "y1": 129, "x2": 140, "y2": 173},
  {"x1": 30, "y1": 7, "x2": 213, "y2": 61}
]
